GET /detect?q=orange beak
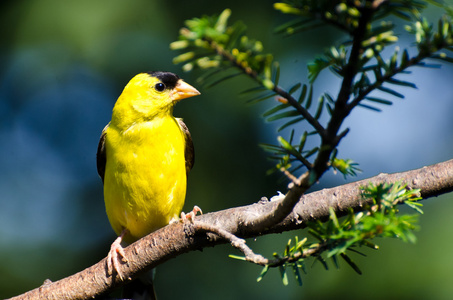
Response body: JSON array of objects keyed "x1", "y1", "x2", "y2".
[{"x1": 170, "y1": 80, "x2": 200, "y2": 102}]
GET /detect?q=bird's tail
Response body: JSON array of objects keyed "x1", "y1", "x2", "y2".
[{"x1": 122, "y1": 269, "x2": 157, "y2": 300}]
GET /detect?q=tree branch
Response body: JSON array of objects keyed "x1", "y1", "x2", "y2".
[{"x1": 10, "y1": 159, "x2": 453, "y2": 300}]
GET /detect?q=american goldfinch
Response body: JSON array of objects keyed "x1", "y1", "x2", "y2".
[{"x1": 96, "y1": 71, "x2": 200, "y2": 280}]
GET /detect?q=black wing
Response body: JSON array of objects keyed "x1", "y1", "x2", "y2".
[
  {"x1": 177, "y1": 118, "x2": 194, "y2": 176},
  {"x1": 96, "y1": 123, "x2": 109, "y2": 183}
]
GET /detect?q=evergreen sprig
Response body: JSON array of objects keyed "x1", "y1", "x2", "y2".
[
  {"x1": 250, "y1": 182, "x2": 422, "y2": 286},
  {"x1": 171, "y1": 9, "x2": 275, "y2": 89}
]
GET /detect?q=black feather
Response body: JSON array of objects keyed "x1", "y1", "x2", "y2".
[{"x1": 146, "y1": 71, "x2": 180, "y2": 90}]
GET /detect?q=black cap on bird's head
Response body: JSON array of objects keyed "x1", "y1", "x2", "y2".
[
  {"x1": 144, "y1": 71, "x2": 200, "y2": 102},
  {"x1": 146, "y1": 71, "x2": 180, "y2": 90}
]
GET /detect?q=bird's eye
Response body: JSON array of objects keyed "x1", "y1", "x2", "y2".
[{"x1": 155, "y1": 83, "x2": 166, "y2": 92}]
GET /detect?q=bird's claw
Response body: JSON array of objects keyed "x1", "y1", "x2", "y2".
[
  {"x1": 169, "y1": 206, "x2": 202, "y2": 225},
  {"x1": 106, "y1": 234, "x2": 128, "y2": 280},
  {"x1": 181, "y1": 205, "x2": 203, "y2": 222}
]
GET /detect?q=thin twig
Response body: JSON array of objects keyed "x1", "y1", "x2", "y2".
[
  {"x1": 347, "y1": 53, "x2": 427, "y2": 110},
  {"x1": 264, "y1": 243, "x2": 326, "y2": 267},
  {"x1": 192, "y1": 221, "x2": 269, "y2": 265},
  {"x1": 193, "y1": 220, "x2": 327, "y2": 267},
  {"x1": 280, "y1": 167, "x2": 301, "y2": 186},
  {"x1": 207, "y1": 40, "x2": 327, "y2": 137},
  {"x1": 273, "y1": 86, "x2": 327, "y2": 138}
]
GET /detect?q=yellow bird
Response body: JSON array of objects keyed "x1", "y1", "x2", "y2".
[{"x1": 96, "y1": 71, "x2": 200, "y2": 279}]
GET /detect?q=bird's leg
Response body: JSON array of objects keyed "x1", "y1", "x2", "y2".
[
  {"x1": 107, "y1": 229, "x2": 128, "y2": 280},
  {"x1": 180, "y1": 205, "x2": 203, "y2": 221}
]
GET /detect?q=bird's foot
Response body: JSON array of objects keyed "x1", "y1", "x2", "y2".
[
  {"x1": 106, "y1": 230, "x2": 128, "y2": 280},
  {"x1": 170, "y1": 206, "x2": 203, "y2": 224},
  {"x1": 180, "y1": 205, "x2": 203, "y2": 222}
]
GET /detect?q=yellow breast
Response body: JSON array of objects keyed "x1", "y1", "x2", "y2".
[{"x1": 103, "y1": 115, "x2": 186, "y2": 244}]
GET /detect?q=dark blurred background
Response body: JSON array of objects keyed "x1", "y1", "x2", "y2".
[{"x1": 1, "y1": 1, "x2": 453, "y2": 299}]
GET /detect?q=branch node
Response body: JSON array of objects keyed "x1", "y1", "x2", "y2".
[{"x1": 280, "y1": 167, "x2": 301, "y2": 187}]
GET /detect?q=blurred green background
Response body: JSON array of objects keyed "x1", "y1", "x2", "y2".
[{"x1": 1, "y1": 0, "x2": 453, "y2": 299}]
